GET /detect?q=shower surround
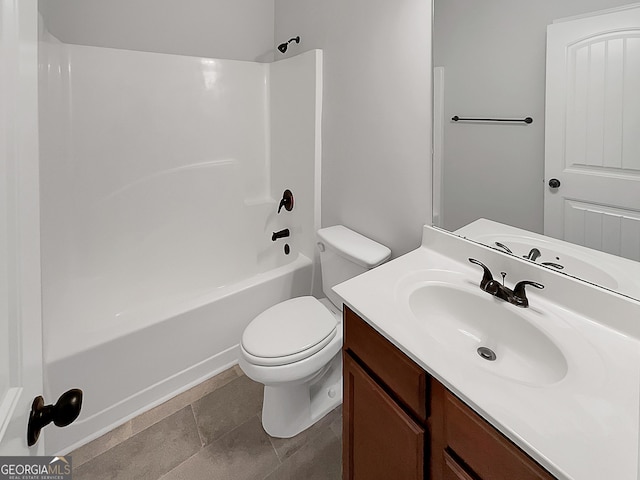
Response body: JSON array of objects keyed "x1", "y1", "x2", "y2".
[{"x1": 38, "y1": 41, "x2": 322, "y2": 454}]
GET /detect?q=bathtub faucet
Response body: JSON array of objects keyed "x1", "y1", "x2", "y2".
[{"x1": 272, "y1": 229, "x2": 290, "y2": 241}]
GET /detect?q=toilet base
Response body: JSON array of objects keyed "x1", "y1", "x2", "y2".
[{"x1": 261, "y1": 353, "x2": 342, "y2": 438}]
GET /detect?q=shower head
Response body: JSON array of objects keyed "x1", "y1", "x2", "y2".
[{"x1": 277, "y1": 36, "x2": 300, "y2": 54}]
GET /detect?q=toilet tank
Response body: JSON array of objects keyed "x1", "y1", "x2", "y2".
[{"x1": 317, "y1": 226, "x2": 391, "y2": 310}]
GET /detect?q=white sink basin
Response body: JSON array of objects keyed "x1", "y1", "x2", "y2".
[{"x1": 398, "y1": 271, "x2": 568, "y2": 386}]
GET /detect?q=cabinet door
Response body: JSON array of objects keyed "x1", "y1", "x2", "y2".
[
  {"x1": 443, "y1": 451, "x2": 475, "y2": 480},
  {"x1": 344, "y1": 307, "x2": 429, "y2": 422},
  {"x1": 343, "y1": 353, "x2": 425, "y2": 480}
]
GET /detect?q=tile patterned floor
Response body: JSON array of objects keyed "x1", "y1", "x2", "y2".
[{"x1": 71, "y1": 366, "x2": 342, "y2": 480}]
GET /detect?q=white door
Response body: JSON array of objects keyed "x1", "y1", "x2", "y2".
[
  {"x1": 0, "y1": 0, "x2": 44, "y2": 456},
  {"x1": 544, "y1": 4, "x2": 640, "y2": 262}
]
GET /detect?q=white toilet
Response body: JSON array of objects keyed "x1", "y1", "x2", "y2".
[{"x1": 239, "y1": 225, "x2": 391, "y2": 438}]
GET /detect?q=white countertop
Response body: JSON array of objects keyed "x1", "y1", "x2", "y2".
[{"x1": 334, "y1": 226, "x2": 640, "y2": 480}]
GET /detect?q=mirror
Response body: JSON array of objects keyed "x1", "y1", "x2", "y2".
[{"x1": 433, "y1": 0, "x2": 640, "y2": 300}]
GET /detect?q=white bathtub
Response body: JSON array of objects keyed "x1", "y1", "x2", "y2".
[
  {"x1": 45, "y1": 252, "x2": 312, "y2": 454},
  {"x1": 38, "y1": 41, "x2": 322, "y2": 454}
]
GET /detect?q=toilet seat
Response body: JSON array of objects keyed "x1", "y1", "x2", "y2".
[{"x1": 241, "y1": 296, "x2": 338, "y2": 367}]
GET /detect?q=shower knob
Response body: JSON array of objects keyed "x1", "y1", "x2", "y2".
[
  {"x1": 277, "y1": 190, "x2": 294, "y2": 213},
  {"x1": 27, "y1": 389, "x2": 83, "y2": 446}
]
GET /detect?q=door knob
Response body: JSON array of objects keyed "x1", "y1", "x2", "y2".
[
  {"x1": 27, "y1": 389, "x2": 83, "y2": 446},
  {"x1": 548, "y1": 178, "x2": 561, "y2": 189}
]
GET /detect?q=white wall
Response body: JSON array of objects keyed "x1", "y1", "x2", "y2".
[
  {"x1": 38, "y1": 0, "x2": 275, "y2": 62},
  {"x1": 275, "y1": 0, "x2": 432, "y2": 257},
  {"x1": 434, "y1": 0, "x2": 635, "y2": 233}
]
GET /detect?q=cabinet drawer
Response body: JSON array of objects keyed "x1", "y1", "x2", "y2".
[
  {"x1": 344, "y1": 306, "x2": 428, "y2": 422},
  {"x1": 444, "y1": 390, "x2": 555, "y2": 480}
]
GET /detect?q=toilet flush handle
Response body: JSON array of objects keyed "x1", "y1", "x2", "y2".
[{"x1": 317, "y1": 242, "x2": 325, "y2": 252}]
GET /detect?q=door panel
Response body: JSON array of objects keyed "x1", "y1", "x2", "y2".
[
  {"x1": 0, "y1": 0, "x2": 44, "y2": 456},
  {"x1": 564, "y1": 200, "x2": 640, "y2": 259},
  {"x1": 545, "y1": 5, "x2": 640, "y2": 261}
]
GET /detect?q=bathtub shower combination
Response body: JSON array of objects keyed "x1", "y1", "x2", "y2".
[{"x1": 38, "y1": 39, "x2": 323, "y2": 453}]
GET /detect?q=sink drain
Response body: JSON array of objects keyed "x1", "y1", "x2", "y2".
[{"x1": 477, "y1": 346, "x2": 497, "y2": 361}]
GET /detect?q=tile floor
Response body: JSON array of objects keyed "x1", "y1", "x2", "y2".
[{"x1": 71, "y1": 366, "x2": 342, "y2": 480}]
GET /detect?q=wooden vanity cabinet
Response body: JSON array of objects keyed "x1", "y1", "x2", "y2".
[
  {"x1": 343, "y1": 354, "x2": 426, "y2": 480},
  {"x1": 343, "y1": 306, "x2": 429, "y2": 480},
  {"x1": 343, "y1": 306, "x2": 556, "y2": 480}
]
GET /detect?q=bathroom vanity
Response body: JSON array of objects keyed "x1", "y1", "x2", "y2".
[
  {"x1": 343, "y1": 306, "x2": 553, "y2": 479},
  {"x1": 335, "y1": 226, "x2": 640, "y2": 480}
]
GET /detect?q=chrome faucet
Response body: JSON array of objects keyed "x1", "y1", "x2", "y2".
[{"x1": 468, "y1": 258, "x2": 544, "y2": 308}]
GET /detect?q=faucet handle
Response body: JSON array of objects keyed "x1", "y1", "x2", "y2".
[
  {"x1": 277, "y1": 189, "x2": 294, "y2": 213},
  {"x1": 512, "y1": 281, "x2": 544, "y2": 308},
  {"x1": 524, "y1": 248, "x2": 542, "y2": 261},
  {"x1": 468, "y1": 258, "x2": 494, "y2": 290}
]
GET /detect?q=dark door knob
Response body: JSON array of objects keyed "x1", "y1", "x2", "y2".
[
  {"x1": 548, "y1": 178, "x2": 561, "y2": 189},
  {"x1": 27, "y1": 389, "x2": 83, "y2": 446}
]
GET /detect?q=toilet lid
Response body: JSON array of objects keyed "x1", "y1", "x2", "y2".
[{"x1": 242, "y1": 296, "x2": 337, "y2": 361}]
